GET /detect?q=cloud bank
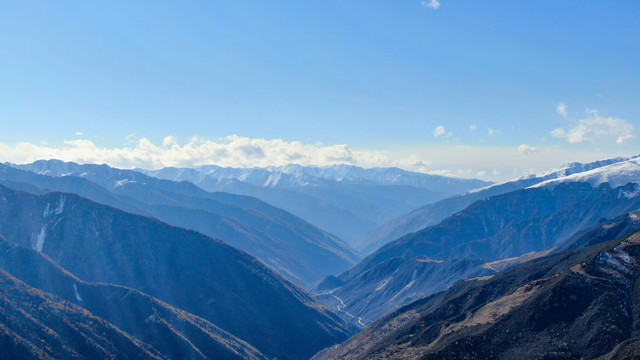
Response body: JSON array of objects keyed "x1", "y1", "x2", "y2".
[
  {"x1": 551, "y1": 109, "x2": 635, "y2": 145},
  {"x1": 0, "y1": 135, "x2": 633, "y2": 181},
  {"x1": 0, "y1": 135, "x2": 392, "y2": 170}
]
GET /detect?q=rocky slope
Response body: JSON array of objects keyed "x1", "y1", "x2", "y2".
[
  {"x1": 0, "y1": 269, "x2": 163, "y2": 360},
  {"x1": 314, "y1": 229, "x2": 640, "y2": 359},
  {"x1": 359, "y1": 156, "x2": 631, "y2": 255},
  {"x1": 316, "y1": 176, "x2": 640, "y2": 324},
  {"x1": 3, "y1": 160, "x2": 359, "y2": 287},
  {"x1": 0, "y1": 237, "x2": 267, "y2": 360},
  {"x1": 0, "y1": 184, "x2": 356, "y2": 360}
]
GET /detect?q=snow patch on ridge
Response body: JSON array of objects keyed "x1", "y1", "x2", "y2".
[
  {"x1": 263, "y1": 173, "x2": 281, "y2": 187},
  {"x1": 45, "y1": 196, "x2": 67, "y2": 217},
  {"x1": 530, "y1": 157, "x2": 640, "y2": 190},
  {"x1": 376, "y1": 277, "x2": 391, "y2": 291},
  {"x1": 32, "y1": 226, "x2": 46, "y2": 252},
  {"x1": 114, "y1": 179, "x2": 134, "y2": 188},
  {"x1": 620, "y1": 185, "x2": 640, "y2": 200},
  {"x1": 73, "y1": 283, "x2": 83, "y2": 302},
  {"x1": 468, "y1": 156, "x2": 632, "y2": 195},
  {"x1": 55, "y1": 196, "x2": 66, "y2": 215},
  {"x1": 43, "y1": 203, "x2": 51, "y2": 217}
]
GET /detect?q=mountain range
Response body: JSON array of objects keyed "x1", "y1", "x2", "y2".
[
  {"x1": 0, "y1": 268, "x2": 166, "y2": 360},
  {"x1": 1, "y1": 155, "x2": 639, "y2": 359},
  {"x1": 141, "y1": 164, "x2": 490, "y2": 245},
  {"x1": 314, "y1": 157, "x2": 640, "y2": 324},
  {"x1": 0, "y1": 184, "x2": 356, "y2": 359},
  {"x1": 3, "y1": 160, "x2": 359, "y2": 287},
  {"x1": 358, "y1": 156, "x2": 632, "y2": 255},
  {"x1": 313, "y1": 214, "x2": 640, "y2": 360},
  {"x1": 0, "y1": 236, "x2": 267, "y2": 360}
]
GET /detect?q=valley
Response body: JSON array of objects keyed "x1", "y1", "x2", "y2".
[
  {"x1": 0, "y1": 156, "x2": 638, "y2": 359},
  {"x1": 2, "y1": 3, "x2": 636, "y2": 358}
]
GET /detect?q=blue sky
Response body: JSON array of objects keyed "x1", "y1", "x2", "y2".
[{"x1": 0, "y1": 1, "x2": 638, "y2": 180}]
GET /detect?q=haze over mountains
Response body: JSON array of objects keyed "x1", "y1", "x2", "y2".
[
  {"x1": 0, "y1": 155, "x2": 639, "y2": 359},
  {"x1": 142, "y1": 165, "x2": 490, "y2": 245},
  {"x1": 4, "y1": 160, "x2": 359, "y2": 287},
  {"x1": 314, "y1": 156, "x2": 640, "y2": 324},
  {"x1": 2, "y1": 1, "x2": 635, "y2": 358},
  {"x1": 0, "y1": 183, "x2": 356, "y2": 360},
  {"x1": 359, "y1": 156, "x2": 633, "y2": 255}
]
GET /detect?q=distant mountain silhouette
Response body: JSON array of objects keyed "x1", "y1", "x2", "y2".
[{"x1": 142, "y1": 164, "x2": 490, "y2": 245}]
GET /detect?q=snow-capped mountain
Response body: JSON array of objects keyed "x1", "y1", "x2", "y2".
[
  {"x1": 316, "y1": 155, "x2": 640, "y2": 324},
  {"x1": 531, "y1": 156, "x2": 640, "y2": 190},
  {"x1": 4, "y1": 160, "x2": 360, "y2": 287},
  {"x1": 358, "y1": 156, "x2": 634, "y2": 254},
  {"x1": 141, "y1": 164, "x2": 491, "y2": 245},
  {"x1": 187, "y1": 163, "x2": 490, "y2": 190}
]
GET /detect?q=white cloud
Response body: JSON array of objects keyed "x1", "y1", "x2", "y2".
[
  {"x1": 0, "y1": 135, "x2": 635, "y2": 182},
  {"x1": 393, "y1": 154, "x2": 430, "y2": 167},
  {"x1": 75, "y1": 132, "x2": 83, "y2": 136},
  {"x1": 515, "y1": 144, "x2": 537, "y2": 155},
  {"x1": 457, "y1": 168, "x2": 473, "y2": 176},
  {"x1": 488, "y1": 128, "x2": 500, "y2": 136},
  {"x1": 393, "y1": 154, "x2": 431, "y2": 172},
  {"x1": 469, "y1": 124, "x2": 477, "y2": 131},
  {"x1": 556, "y1": 103, "x2": 568, "y2": 118},
  {"x1": 550, "y1": 110, "x2": 635, "y2": 145},
  {"x1": 0, "y1": 135, "x2": 391, "y2": 170},
  {"x1": 550, "y1": 128, "x2": 566, "y2": 139},
  {"x1": 616, "y1": 134, "x2": 636, "y2": 144},
  {"x1": 432, "y1": 125, "x2": 446, "y2": 137},
  {"x1": 162, "y1": 135, "x2": 178, "y2": 147},
  {"x1": 421, "y1": 0, "x2": 441, "y2": 10},
  {"x1": 476, "y1": 170, "x2": 487, "y2": 177}
]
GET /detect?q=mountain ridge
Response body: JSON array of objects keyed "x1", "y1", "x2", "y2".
[
  {"x1": 141, "y1": 163, "x2": 490, "y2": 244},
  {"x1": 0, "y1": 184, "x2": 356, "y2": 360},
  {"x1": 358, "y1": 156, "x2": 633, "y2": 254},
  {"x1": 317, "y1": 173, "x2": 640, "y2": 323},
  {"x1": 313, "y1": 228, "x2": 640, "y2": 359},
  {"x1": 0, "y1": 236, "x2": 268, "y2": 360},
  {"x1": 3, "y1": 160, "x2": 358, "y2": 287}
]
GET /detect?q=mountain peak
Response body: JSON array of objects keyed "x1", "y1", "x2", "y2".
[{"x1": 531, "y1": 156, "x2": 640, "y2": 190}]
